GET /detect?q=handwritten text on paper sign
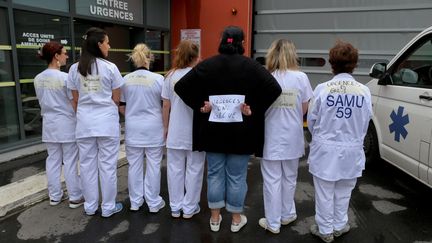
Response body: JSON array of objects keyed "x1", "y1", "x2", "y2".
[{"x1": 209, "y1": 95, "x2": 245, "y2": 123}]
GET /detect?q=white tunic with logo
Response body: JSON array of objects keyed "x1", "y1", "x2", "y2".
[
  {"x1": 67, "y1": 59, "x2": 124, "y2": 139},
  {"x1": 121, "y1": 69, "x2": 165, "y2": 147},
  {"x1": 263, "y1": 70, "x2": 313, "y2": 160},
  {"x1": 161, "y1": 68, "x2": 194, "y2": 150},
  {"x1": 307, "y1": 73, "x2": 372, "y2": 181},
  {"x1": 34, "y1": 69, "x2": 76, "y2": 143}
]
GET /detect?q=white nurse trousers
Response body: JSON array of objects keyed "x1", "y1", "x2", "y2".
[
  {"x1": 126, "y1": 146, "x2": 164, "y2": 209},
  {"x1": 261, "y1": 158, "x2": 299, "y2": 231},
  {"x1": 45, "y1": 142, "x2": 82, "y2": 201},
  {"x1": 77, "y1": 137, "x2": 120, "y2": 214},
  {"x1": 167, "y1": 149, "x2": 205, "y2": 214},
  {"x1": 313, "y1": 176, "x2": 357, "y2": 234}
]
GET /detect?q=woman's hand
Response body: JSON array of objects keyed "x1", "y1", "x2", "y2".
[
  {"x1": 200, "y1": 101, "x2": 212, "y2": 113},
  {"x1": 241, "y1": 103, "x2": 252, "y2": 116}
]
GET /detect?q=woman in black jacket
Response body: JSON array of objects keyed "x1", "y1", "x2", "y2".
[{"x1": 175, "y1": 26, "x2": 281, "y2": 233}]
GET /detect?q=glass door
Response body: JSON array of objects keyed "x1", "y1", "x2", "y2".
[
  {"x1": 14, "y1": 9, "x2": 71, "y2": 139},
  {"x1": 0, "y1": 8, "x2": 20, "y2": 148}
]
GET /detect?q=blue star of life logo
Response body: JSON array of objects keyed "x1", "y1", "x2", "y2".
[{"x1": 389, "y1": 106, "x2": 409, "y2": 142}]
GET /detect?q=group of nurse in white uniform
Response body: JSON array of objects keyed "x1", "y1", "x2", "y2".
[
  {"x1": 120, "y1": 40, "x2": 206, "y2": 218},
  {"x1": 36, "y1": 26, "x2": 370, "y2": 241},
  {"x1": 36, "y1": 27, "x2": 204, "y2": 219},
  {"x1": 258, "y1": 39, "x2": 371, "y2": 243},
  {"x1": 119, "y1": 40, "x2": 206, "y2": 217}
]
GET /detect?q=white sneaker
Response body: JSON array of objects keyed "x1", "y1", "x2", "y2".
[
  {"x1": 85, "y1": 210, "x2": 98, "y2": 216},
  {"x1": 231, "y1": 215, "x2": 247, "y2": 233},
  {"x1": 171, "y1": 210, "x2": 181, "y2": 218},
  {"x1": 130, "y1": 200, "x2": 144, "y2": 212},
  {"x1": 101, "y1": 202, "x2": 123, "y2": 218},
  {"x1": 334, "y1": 224, "x2": 350, "y2": 237},
  {"x1": 50, "y1": 199, "x2": 62, "y2": 206},
  {"x1": 310, "y1": 224, "x2": 334, "y2": 243},
  {"x1": 183, "y1": 206, "x2": 200, "y2": 219},
  {"x1": 49, "y1": 194, "x2": 68, "y2": 206},
  {"x1": 68, "y1": 198, "x2": 85, "y2": 209},
  {"x1": 258, "y1": 218, "x2": 280, "y2": 234},
  {"x1": 209, "y1": 214, "x2": 222, "y2": 232},
  {"x1": 149, "y1": 200, "x2": 166, "y2": 213},
  {"x1": 281, "y1": 215, "x2": 297, "y2": 225}
]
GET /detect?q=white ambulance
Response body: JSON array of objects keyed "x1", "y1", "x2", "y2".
[{"x1": 365, "y1": 26, "x2": 432, "y2": 188}]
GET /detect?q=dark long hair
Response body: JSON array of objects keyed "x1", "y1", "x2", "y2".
[
  {"x1": 218, "y1": 26, "x2": 245, "y2": 55},
  {"x1": 78, "y1": 27, "x2": 107, "y2": 76},
  {"x1": 37, "y1": 41, "x2": 63, "y2": 64}
]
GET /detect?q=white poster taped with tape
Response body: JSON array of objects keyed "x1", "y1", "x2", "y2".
[{"x1": 209, "y1": 94, "x2": 245, "y2": 123}]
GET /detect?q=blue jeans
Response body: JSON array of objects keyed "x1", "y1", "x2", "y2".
[{"x1": 206, "y1": 152, "x2": 250, "y2": 213}]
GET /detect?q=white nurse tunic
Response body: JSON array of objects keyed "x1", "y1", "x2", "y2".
[
  {"x1": 34, "y1": 68, "x2": 82, "y2": 202},
  {"x1": 67, "y1": 59, "x2": 124, "y2": 215},
  {"x1": 261, "y1": 70, "x2": 313, "y2": 231},
  {"x1": 162, "y1": 68, "x2": 205, "y2": 215},
  {"x1": 121, "y1": 68, "x2": 165, "y2": 210},
  {"x1": 307, "y1": 73, "x2": 372, "y2": 235}
]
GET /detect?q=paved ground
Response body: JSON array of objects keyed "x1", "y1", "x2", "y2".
[
  {"x1": 0, "y1": 151, "x2": 47, "y2": 187},
  {"x1": 1, "y1": 154, "x2": 432, "y2": 243}
]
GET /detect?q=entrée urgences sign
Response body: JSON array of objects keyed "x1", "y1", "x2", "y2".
[{"x1": 76, "y1": 0, "x2": 143, "y2": 24}]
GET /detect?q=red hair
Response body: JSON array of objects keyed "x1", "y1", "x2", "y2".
[
  {"x1": 38, "y1": 41, "x2": 63, "y2": 64},
  {"x1": 329, "y1": 40, "x2": 358, "y2": 74}
]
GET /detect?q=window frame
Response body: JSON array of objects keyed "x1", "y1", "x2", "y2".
[{"x1": 388, "y1": 33, "x2": 432, "y2": 89}]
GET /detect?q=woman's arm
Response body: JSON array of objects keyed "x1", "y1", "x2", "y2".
[
  {"x1": 162, "y1": 99, "x2": 171, "y2": 139},
  {"x1": 112, "y1": 88, "x2": 121, "y2": 106},
  {"x1": 307, "y1": 96, "x2": 319, "y2": 134}
]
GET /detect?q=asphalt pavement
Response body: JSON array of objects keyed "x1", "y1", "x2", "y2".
[{"x1": 1, "y1": 151, "x2": 432, "y2": 243}]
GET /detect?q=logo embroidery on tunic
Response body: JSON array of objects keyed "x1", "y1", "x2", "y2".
[{"x1": 389, "y1": 106, "x2": 409, "y2": 142}]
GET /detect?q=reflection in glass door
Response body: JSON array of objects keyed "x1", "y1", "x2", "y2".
[
  {"x1": 145, "y1": 30, "x2": 170, "y2": 74},
  {"x1": 0, "y1": 8, "x2": 20, "y2": 148},
  {"x1": 74, "y1": 19, "x2": 143, "y2": 75},
  {"x1": 0, "y1": 85, "x2": 20, "y2": 147},
  {"x1": 0, "y1": 50, "x2": 20, "y2": 146},
  {"x1": 14, "y1": 10, "x2": 71, "y2": 139}
]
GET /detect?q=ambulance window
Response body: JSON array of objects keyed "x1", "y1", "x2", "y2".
[{"x1": 392, "y1": 36, "x2": 432, "y2": 88}]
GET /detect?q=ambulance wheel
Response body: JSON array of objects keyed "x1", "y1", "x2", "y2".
[{"x1": 364, "y1": 122, "x2": 379, "y2": 164}]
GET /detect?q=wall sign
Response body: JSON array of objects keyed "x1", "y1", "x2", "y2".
[
  {"x1": 18, "y1": 32, "x2": 68, "y2": 46},
  {"x1": 76, "y1": 0, "x2": 143, "y2": 24},
  {"x1": 181, "y1": 29, "x2": 201, "y2": 50}
]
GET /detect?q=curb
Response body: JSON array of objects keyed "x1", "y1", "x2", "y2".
[{"x1": 0, "y1": 144, "x2": 127, "y2": 218}]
